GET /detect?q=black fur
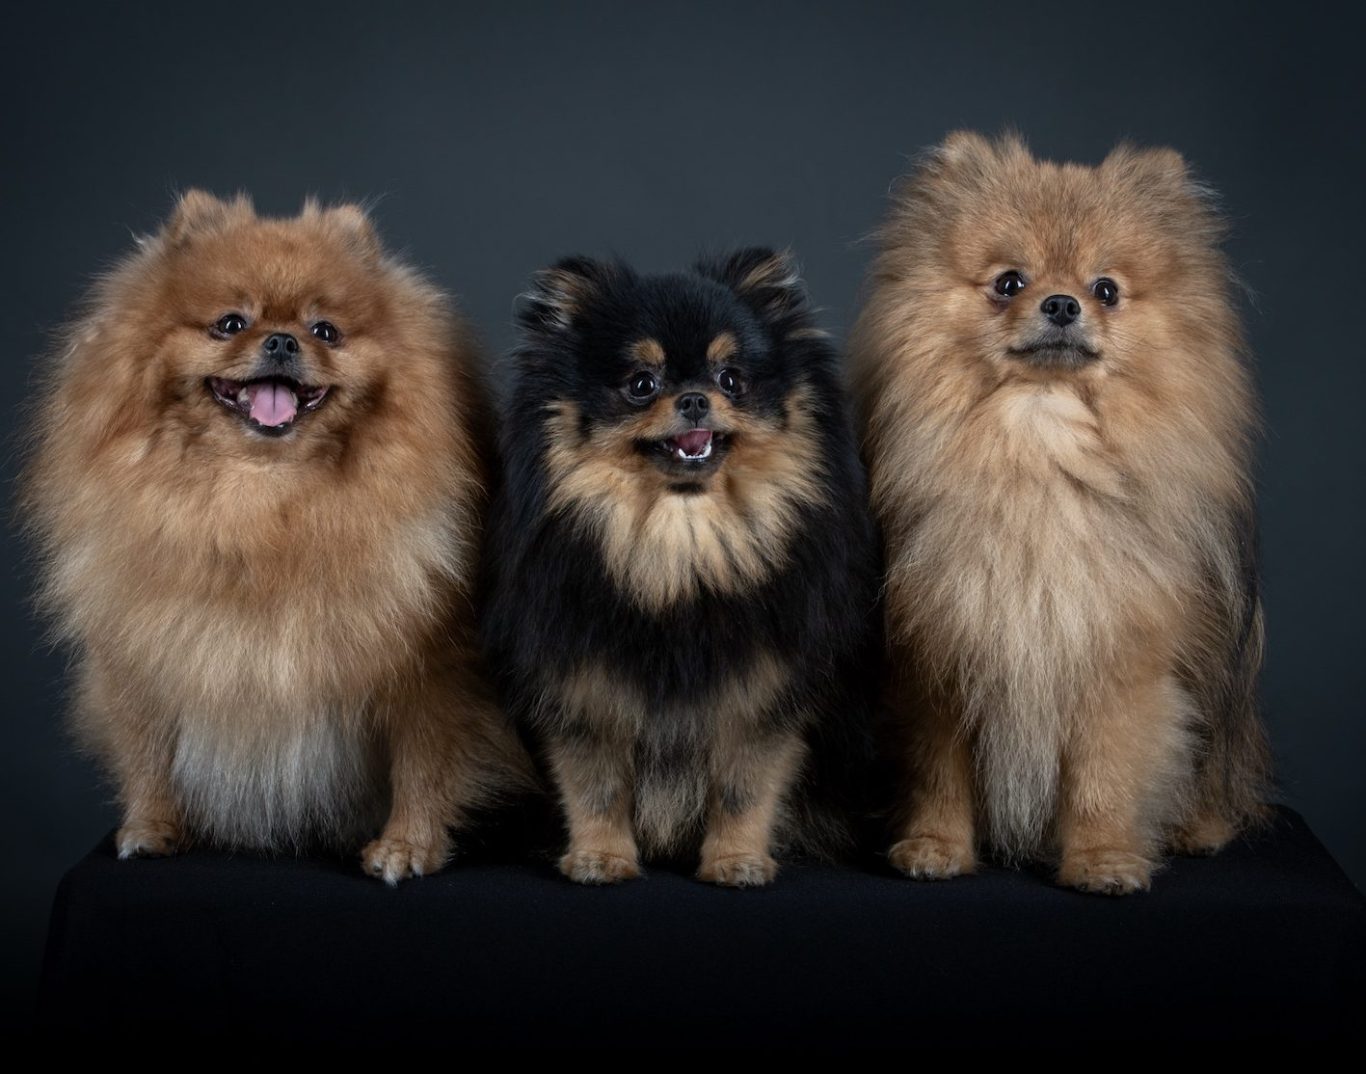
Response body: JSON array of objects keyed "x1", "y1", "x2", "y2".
[{"x1": 483, "y1": 249, "x2": 880, "y2": 868}]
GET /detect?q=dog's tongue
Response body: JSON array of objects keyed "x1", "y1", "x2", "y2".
[
  {"x1": 246, "y1": 381, "x2": 297, "y2": 427},
  {"x1": 674, "y1": 429, "x2": 712, "y2": 455}
]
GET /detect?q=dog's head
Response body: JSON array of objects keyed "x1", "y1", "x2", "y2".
[
  {"x1": 878, "y1": 132, "x2": 1236, "y2": 387},
  {"x1": 517, "y1": 247, "x2": 830, "y2": 495},
  {"x1": 509, "y1": 248, "x2": 839, "y2": 607},
  {"x1": 71, "y1": 190, "x2": 456, "y2": 464}
]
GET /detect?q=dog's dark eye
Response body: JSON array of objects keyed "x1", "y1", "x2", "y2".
[
  {"x1": 716, "y1": 368, "x2": 745, "y2": 397},
  {"x1": 212, "y1": 313, "x2": 248, "y2": 337},
  {"x1": 994, "y1": 271, "x2": 1026, "y2": 298},
  {"x1": 1092, "y1": 278, "x2": 1119, "y2": 306},
  {"x1": 626, "y1": 371, "x2": 659, "y2": 401},
  {"x1": 311, "y1": 321, "x2": 341, "y2": 344}
]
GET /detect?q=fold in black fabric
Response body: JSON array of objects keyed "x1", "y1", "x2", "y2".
[{"x1": 38, "y1": 807, "x2": 1364, "y2": 1045}]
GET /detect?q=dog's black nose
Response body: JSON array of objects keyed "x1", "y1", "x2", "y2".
[
  {"x1": 262, "y1": 332, "x2": 300, "y2": 359},
  {"x1": 1041, "y1": 295, "x2": 1080, "y2": 327},
  {"x1": 676, "y1": 392, "x2": 709, "y2": 422}
]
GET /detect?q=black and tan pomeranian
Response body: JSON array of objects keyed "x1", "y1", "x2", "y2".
[
  {"x1": 484, "y1": 248, "x2": 879, "y2": 886},
  {"x1": 850, "y1": 133, "x2": 1270, "y2": 894}
]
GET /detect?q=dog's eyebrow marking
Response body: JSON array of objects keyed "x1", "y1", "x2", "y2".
[
  {"x1": 707, "y1": 331, "x2": 737, "y2": 364},
  {"x1": 630, "y1": 338, "x2": 666, "y2": 367}
]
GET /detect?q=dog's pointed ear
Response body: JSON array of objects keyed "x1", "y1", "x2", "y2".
[
  {"x1": 166, "y1": 189, "x2": 253, "y2": 243},
  {"x1": 302, "y1": 197, "x2": 382, "y2": 258},
  {"x1": 519, "y1": 256, "x2": 612, "y2": 335},
  {"x1": 697, "y1": 247, "x2": 808, "y2": 326},
  {"x1": 929, "y1": 130, "x2": 1028, "y2": 182},
  {"x1": 1101, "y1": 144, "x2": 1219, "y2": 232},
  {"x1": 1102, "y1": 143, "x2": 1193, "y2": 194},
  {"x1": 937, "y1": 130, "x2": 997, "y2": 169}
]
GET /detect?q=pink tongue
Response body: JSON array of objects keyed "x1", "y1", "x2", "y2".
[
  {"x1": 674, "y1": 429, "x2": 712, "y2": 454},
  {"x1": 246, "y1": 382, "x2": 297, "y2": 427}
]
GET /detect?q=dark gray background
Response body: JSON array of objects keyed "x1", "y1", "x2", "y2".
[{"x1": 3, "y1": 1, "x2": 1361, "y2": 1019}]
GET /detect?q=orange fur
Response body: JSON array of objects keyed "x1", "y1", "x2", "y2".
[
  {"x1": 850, "y1": 134, "x2": 1270, "y2": 893},
  {"x1": 22, "y1": 191, "x2": 532, "y2": 880}
]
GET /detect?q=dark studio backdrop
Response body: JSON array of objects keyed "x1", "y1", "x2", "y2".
[{"x1": 2, "y1": 1, "x2": 1361, "y2": 1020}]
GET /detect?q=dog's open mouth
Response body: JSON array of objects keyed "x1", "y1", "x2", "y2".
[
  {"x1": 639, "y1": 428, "x2": 730, "y2": 473},
  {"x1": 207, "y1": 376, "x2": 330, "y2": 436},
  {"x1": 668, "y1": 429, "x2": 716, "y2": 461}
]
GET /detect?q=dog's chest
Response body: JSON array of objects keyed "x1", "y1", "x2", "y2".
[
  {"x1": 943, "y1": 386, "x2": 1127, "y2": 544},
  {"x1": 171, "y1": 701, "x2": 384, "y2": 849},
  {"x1": 903, "y1": 387, "x2": 1156, "y2": 656},
  {"x1": 989, "y1": 385, "x2": 1122, "y2": 494}
]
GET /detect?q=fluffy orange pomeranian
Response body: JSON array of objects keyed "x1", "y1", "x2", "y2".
[
  {"x1": 23, "y1": 191, "x2": 531, "y2": 882},
  {"x1": 850, "y1": 133, "x2": 1271, "y2": 894}
]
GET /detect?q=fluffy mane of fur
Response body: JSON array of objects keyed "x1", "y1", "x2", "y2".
[
  {"x1": 850, "y1": 133, "x2": 1269, "y2": 885},
  {"x1": 23, "y1": 192, "x2": 527, "y2": 875}
]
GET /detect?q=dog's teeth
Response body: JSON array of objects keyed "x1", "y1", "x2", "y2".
[
  {"x1": 236, "y1": 387, "x2": 250, "y2": 406},
  {"x1": 672, "y1": 437, "x2": 714, "y2": 461}
]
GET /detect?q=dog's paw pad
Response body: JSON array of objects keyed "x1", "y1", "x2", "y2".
[{"x1": 888, "y1": 835, "x2": 976, "y2": 880}]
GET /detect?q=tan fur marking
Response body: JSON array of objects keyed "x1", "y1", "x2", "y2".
[
  {"x1": 553, "y1": 664, "x2": 647, "y2": 737},
  {"x1": 738, "y1": 251, "x2": 797, "y2": 295},
  {"x1": 536, "y1": 267, "x2": 592, "y2": 327},
  {"x1": 706, "y1": 331, "x2": 737, "y2": 363},
  {"x1": 543, "y1": 653, "x2": 794, "y2": 866},
  {"x1": 630, "y1": 337, "x2": 667, "y2": 367},
  {"x1": 698, "y1": 730, "x2": 805, "y2": 888},
  {"x1": 553, "y1": 738, "x2": 642, "y2": 885}
]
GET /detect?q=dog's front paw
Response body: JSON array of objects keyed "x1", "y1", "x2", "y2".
[
  {"x1": 888, "y1": 835, "x2": 976, "y2": 880},
  {"x1": 559, "y1": 847, "x2": 641, "y2": 885},
  {"x1": 1058, "y1": 848, "x2": 1153, "y2": 895},
  {"x1": 116, "y1": 818, "x2": 184, "y2": 860},
  {"x1": 698, "y1": 852, "x2": 778, "y2": 888},
  {"x1": 361, "y1": 833, "x2": 451, "y2": 885}
]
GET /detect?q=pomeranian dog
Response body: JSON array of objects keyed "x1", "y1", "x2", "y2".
[
  {"x1": 23, "y1": 191, "x2": 532, "y2": 882},
  {"x1": 484, "y1": 249, "x2": 879, "y2": 886},
  {"x1": 850, "y1": 133, "x2": 1270, "y2": 894}
]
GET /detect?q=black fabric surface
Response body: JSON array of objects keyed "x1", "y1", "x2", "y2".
[{"x1": 39, "y1": 806, "x2": 1364, "y2": 1046}]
